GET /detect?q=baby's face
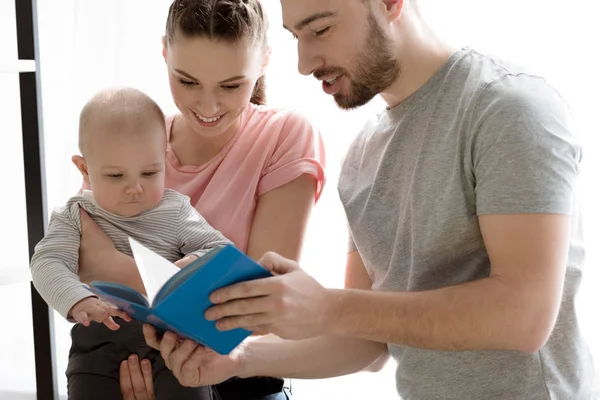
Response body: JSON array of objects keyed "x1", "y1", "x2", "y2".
[{"x1": 84, "y1": 126, "x2": 166, "y2": 217}]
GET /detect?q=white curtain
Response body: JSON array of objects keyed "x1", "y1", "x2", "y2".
[{"x1": 1, "y1": 0, "x2": 598, "y2": 398}]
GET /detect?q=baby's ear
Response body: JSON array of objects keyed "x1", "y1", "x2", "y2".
[{"x1": 72, "y1": 155, "x2": 90, "y2": 185}]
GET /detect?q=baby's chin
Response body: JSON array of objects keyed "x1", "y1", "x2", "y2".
[{"x1": 102, "y1": 201, "x2": 160, "y2": 218}]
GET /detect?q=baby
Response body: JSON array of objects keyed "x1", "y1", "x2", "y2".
[{"x1": 30, "y1": 87, "x2": 227, "y2": 399}]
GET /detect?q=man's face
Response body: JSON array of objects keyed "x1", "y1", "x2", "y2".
[{"x1": 282, "y1": 0, "x2": 400, "y2": 109}]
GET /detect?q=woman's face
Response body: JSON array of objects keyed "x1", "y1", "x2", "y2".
[{"x1": 164, "y1": 34, "x2": 266, "y2": 139}]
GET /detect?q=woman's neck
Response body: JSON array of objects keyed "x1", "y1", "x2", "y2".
[{"x1": 169, "y1": 113, "x2": 241, "y2": 167}]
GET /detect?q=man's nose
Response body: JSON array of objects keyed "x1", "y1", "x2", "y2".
[{"x1": 297, "y1": 40, "x2": 322, "y2": 76}]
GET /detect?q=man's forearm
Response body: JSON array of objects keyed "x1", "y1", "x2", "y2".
[
  {"x1": 325, "y1": 276, "x2": 554, "y2": 353},
  {"x1": 238, "y1": 335, "x2": 387, "y2": 379}
]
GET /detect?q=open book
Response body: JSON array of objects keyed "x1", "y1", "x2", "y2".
[{"x1": 88, "y1": 238, "x2": 272, "y2": 355}]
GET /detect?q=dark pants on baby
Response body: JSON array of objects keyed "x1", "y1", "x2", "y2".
[{"x1": 66, "y1": 319, "x2": 212, "y2": 400}]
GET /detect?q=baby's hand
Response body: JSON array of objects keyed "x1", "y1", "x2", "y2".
[
  {"x1": 70, "y1": 297, "x2": 132, "y2": 331},
  {"x1": 174, "y1": 255, "x2": 199, "y2": 268}
]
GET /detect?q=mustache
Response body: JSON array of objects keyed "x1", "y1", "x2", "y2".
[{"x1": 313, "y1": 67, "x2": 346, "y2": 80}]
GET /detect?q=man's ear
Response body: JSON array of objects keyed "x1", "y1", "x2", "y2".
[
  {"x1": 381, "y1": 0, "x2": 405, "y2": 22},
  {"x1": 72, "y1": 155, "x2": 91, "y2": 185},
  {"x1": 161, "y1": 36, "x2": 168, "y2": 63}
]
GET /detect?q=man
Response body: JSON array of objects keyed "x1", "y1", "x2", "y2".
[{"x1": 143, "y1": 0, "x2": 595, "y2": 398}]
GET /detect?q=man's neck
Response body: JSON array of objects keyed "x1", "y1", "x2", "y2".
[{"x1": 380, "y1": 13, "x2": 456, "y2": 109}]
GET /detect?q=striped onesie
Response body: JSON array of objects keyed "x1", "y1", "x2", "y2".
[{"x1": 30, "y1": 188, "x2": 231, "y2": 320}]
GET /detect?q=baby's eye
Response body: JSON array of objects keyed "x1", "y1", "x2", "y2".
[
  {"x1": 107, "y1": 174, "x2": 123, "y2": 178},
  {"x1": 142, "y1": 172, "x2": 157, "y2": 177}
]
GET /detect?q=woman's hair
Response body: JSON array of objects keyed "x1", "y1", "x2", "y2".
[{"x1": 165, "y1": 0, "x2": 268, "y2": 105}]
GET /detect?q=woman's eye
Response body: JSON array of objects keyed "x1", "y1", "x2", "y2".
[
  {"x1": 222, "y1": 84, "x2": 241, "y2": 91},
  {"x1": 178, "y1": 79, "x2": 196, "y2": 87}
]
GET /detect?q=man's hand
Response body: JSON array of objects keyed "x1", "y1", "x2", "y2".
[
  {"x1": 205, "y1": 252, "x2": 332, "y2": 340},
  {"x1": 70, "y1": 296, "x2": 131, "y2": 330},
  {"x1": 120, "y1": 354, "x2": 155, "y2": 400},
  {"x1": 142, "y1": 324, "x2": 241, "y2": 387},
  {"x1": 174, "y1": 255, "x2": 198, "y2": 269}
]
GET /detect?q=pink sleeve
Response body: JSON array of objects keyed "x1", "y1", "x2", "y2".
[{"x1": 257, "y1": 110, "x2": 326, "y2": 202}]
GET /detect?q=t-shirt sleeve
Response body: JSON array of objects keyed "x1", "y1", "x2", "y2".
[
  {"x1": 347, "y1": 225, "x2": 357, "y2": 253},
  {"x1": 30, "y1": 202, "x2": 93, "y2": 320},
  {"x1": 470, "y1": 75, "x2": 582, "y2": 215},
  {"x1": 257, "y1": 110, "x2": 326, "y2": 201}
]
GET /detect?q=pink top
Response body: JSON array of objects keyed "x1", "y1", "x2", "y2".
[{"x1": 165, "y1": 104, "x2": 326, "y2": 252}]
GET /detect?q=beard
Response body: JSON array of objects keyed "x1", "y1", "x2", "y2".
[{"x1": 317, "y1": 12, "x2": 400, "y2": 110}]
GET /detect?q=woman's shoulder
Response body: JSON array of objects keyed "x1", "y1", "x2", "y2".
[{"x1": 244, "y1": 103, "x2": 321, "y2": 141}]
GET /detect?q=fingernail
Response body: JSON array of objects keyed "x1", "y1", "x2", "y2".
[
  {"x1": 142, "y1": 360, "x2": 151, "y2": 371},
  {"x1": 205, "y1": 310, "x2": 214, "y2": 320},
  {"x1": 129, "y1": 355, "x2": 137, "y2": 365}
]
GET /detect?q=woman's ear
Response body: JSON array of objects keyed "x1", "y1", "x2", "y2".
[
  {"x1": 260, "y1": 45, "x2": 272, "y2": 76},
  {"x1": 161, "y1": 36, "x2": 168, "y2": 63}
]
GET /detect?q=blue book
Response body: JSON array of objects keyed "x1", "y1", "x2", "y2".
[{"x1": 88, "y1": 237, "x2": 272, "y2": 355}]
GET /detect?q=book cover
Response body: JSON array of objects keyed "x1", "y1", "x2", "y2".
[{"x1": 88, "y1": 238, "x2": 272, "y2": 355}]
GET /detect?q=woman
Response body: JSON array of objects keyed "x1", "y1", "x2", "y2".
[{"x1": 77, "y1": 0, "x2": 325, "y2": 399}]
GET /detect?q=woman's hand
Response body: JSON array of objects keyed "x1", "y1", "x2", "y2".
[
  {"x1": 120, "y1": 355, "x2": 155, "y2": 400},
  {"x1": 78, "y1": 209, "x2": 144, "y2": 292},
  {"x1": 143, "y1": 324, "x2": 242, "y2": 387}
]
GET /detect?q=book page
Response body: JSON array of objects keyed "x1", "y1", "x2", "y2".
[{"x1": 128, "y1": 237, "x2": 180, "y2": 306}]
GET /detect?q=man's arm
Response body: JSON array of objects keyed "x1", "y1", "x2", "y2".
[
  {"x1": 144, "y1": 250, "x2": 387, "y2": 385},
  {"x1": 239, "y1": 249, "x2": 387, "y2": 379},
  {"x1": 325, "y1": 213, "x2": 569, "y2": 353},
  {"x1": 238, "y1": 334, "x2": 386, "y2": 379},
  {"x1": 208, "y1": 213, "x2": 569, "y2": 354},
  {"x1": 343, "y1": 250, "x2": 389, "y2": 371}
]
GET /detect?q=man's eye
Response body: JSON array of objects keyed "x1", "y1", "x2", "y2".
[{"x1": 315, "y1": 27, "x2": 330, "y2": 36}]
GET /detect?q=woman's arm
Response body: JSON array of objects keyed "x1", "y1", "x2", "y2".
[{"x1": 246, "y1": 174, "x2": 317, "y2": 262}]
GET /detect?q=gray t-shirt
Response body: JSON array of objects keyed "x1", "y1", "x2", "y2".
[{"x1": 338, "y1": 48, "x2": 595, "y2": 399}]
